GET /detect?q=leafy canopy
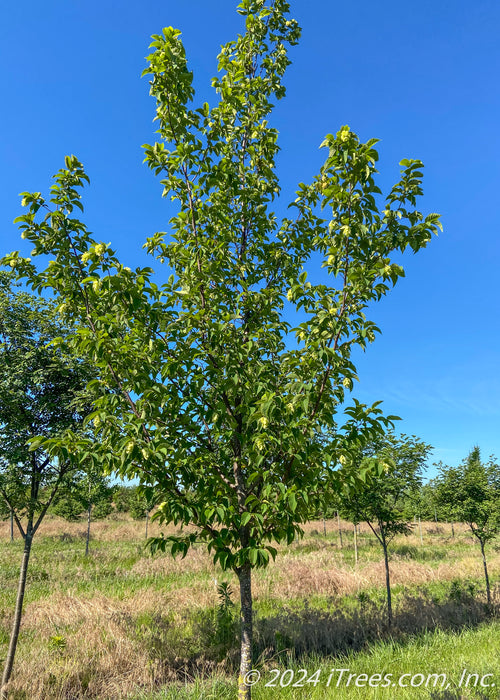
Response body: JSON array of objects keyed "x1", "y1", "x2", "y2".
[
  {"x1": 0, "y1": 273, "x2": 94, "y2": 533},
  {"x1": 335, "y1": 432, "x2": 431, "y2": 542},
  {"x1": 3, "y1": 0, "x2": 441, "y2": 572}
]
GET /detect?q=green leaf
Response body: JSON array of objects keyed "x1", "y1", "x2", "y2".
[{"x1": 241, "y1": 512, "x2": 252, "y2": 527}]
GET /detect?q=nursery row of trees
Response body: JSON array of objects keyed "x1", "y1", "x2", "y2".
[{"x1": 316, "y1": 434, "x2": 500, "y2": 623}]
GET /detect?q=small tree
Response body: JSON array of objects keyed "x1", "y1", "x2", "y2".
[
  {"x1": 112, "y1": 484, "x2": 136, "y2": 513},
  {"x1": 51, "y1": 486, "x2": 85, "y2": 522},
  {"x1": 0, "y1": 276, "x2": 93, "y2": 696},
  {"x1": 435, "y1": 447, "x2": 500, "y2": 605},
  {"x1": 130, "y1": 484, "x2": 157, "y2": 539},
  {"x1": 4, "y1": 2, "x2": 440, "y2": 695},
  {"x1": 52, "y1": 466, "x2": 113, "y2": 554},
  {"x1": 408, "y1": 479, "x2": 439, "y2": 522},
  {"x1": 337, "y1": 433, "x2": 431, "y2": 625}
]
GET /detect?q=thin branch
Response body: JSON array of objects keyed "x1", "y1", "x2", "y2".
[
  {"x1": 0, "y1": 489, "x2": 26, "y2": 539},
  {"x1": 57, "y1": 220, "x2": 152, "y2": 444},
  {"x1": 32, "y1": 464, "x2": 70, "y2": 535},
  {"x1": 366, "y1": 518, "x2": 383, "y2": 546}
]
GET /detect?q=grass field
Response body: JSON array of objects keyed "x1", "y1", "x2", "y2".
[{"x1": 0, "y1": 515, "x2": 498, "y2": 699}]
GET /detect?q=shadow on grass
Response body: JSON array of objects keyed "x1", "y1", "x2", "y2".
[
  {"x1": 254, "y1": 581, "x2": 499, "y2": 663},
  {"x1": 427, "y1": 693, "x2": 491, "y2": 700}
]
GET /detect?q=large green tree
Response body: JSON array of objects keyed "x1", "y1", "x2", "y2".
[
  {"x1": 435, "y1": 447, "x2": 500, "y2": 605},
  {"x1": 4, "y1": 1, "x2": 440, "y2": 696},
  {"x1": 0, "y1": 275, "x2": 93, "y2": 696}
]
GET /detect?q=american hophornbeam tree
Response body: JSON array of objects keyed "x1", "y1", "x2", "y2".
[{"x1": 3, "y1": 1, "x2": 441, "y2": 696}]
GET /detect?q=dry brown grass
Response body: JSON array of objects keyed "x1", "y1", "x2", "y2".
[
  {"x1": 259, "y1": 551, "x2": 500, "y2": 601},
  {"x1": 9, "y1": 595, "x2": 159, "y2": 699},
  {"x1": 0, "y1": 513, "x2": 475, "y2": 546},
  {"x1": 128, "y1": 544, "x2": 216, "y2": 580},
  {"x1": 8, "y1": 587, "x2": 238, "y2": 699},
  {"x1": 0, "y1": 513, "x2": 165, "y2": 543}
]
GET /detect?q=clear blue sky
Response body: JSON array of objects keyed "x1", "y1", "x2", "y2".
[{"x1": 1, "y1": 1, "x2": 499, "y2": 476}]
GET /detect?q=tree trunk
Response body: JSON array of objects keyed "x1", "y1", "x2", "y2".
[
  {"x1": 10, "y1": 509, "x2": 14, "y2": 542},
  {"x1": 382, "y1": 537, "x2": 392, "y2": 626},
  {"x1": 85, "y1": 502, "x2": 92, "y2": 557},
  {"x1": 237, "y1": 564, "x2": 253, "y2": 700},
  {"x1": 322, "y1": 514, "x2": 326, "y2": 537},
  {"x1": 451, "y1": 521, "x2": 455, "y2": 538},
  {"x1": 1, "y1": 528, "x2": 33, "y2": 697},
  {"x1": 145, "y1": 510, "x2": 149, "y2": 539},
  {"x1": 479, "y1": 539, "x2": 491, "y2": 605},
  {"x1": 353, "y1": 523, "x2": 358, "y2": 565},
  {"x1": 337, "y1": 512, "x2": 343, "y2": 548},
  {"x1": 418, "y1": 517, "x2": 423, "y2": 545}
]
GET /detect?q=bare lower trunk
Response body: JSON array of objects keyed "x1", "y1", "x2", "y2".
[
  {"x1": 145, "y1": 510, "x2": 149, "y2": 539},
  {"x1": 451, "y1": 521, "x2": 455, "y2": 538},
  {"x1": 322, "y1": 514, "x2": 326, "y2": 537},
  {"x1": 480, "y1": 539, "x2": 491, "y2": 605},
  {"x1": 382, "y1": 539, "x2": 392, "y2": 626},
  {"x1": 85, "y1": 503, "x2": 92, "y2": 557},
  {"x1": 10, "y1": 509, "x2": 14, "y2": 542},
  {"x1": 337, "y1": 512, "x2": 343, "y2": 548},
  {"x1": 237, "y1": 564, "x2": 253, "y2": 700},
  {"x1": 418, "y1": 517, "x2": 423, "y2": 545},
  {"x1": 353, "y1": 523, "x2": 358, "y2": 564},
  {"x1": 1, "y1": 529, "x2": 33, "y2": 697}
]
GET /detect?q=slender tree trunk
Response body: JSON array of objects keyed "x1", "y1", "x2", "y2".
[
  {"x1": 1, "y1": 528, "x2": 33, "y2": 697},
  {"x1": 145, "y1": 510, "x2": 149, "y2": 539},
  {"x1": 85, "y1": 503, "x2": 92, "y2": 557},
  {"x1": 322, "y1": 514, "x2": 326, "y2": 537},
  {"x1": 337, "y1": 512, "x2": 343, "y2": 548},
  {"x1": 237, "y1": 563, "x2": 253, "y2": 700},
  {"x1": 418, "y1": 517, "x2": 423, "y2": 545},
  {"x1": 10, "y1": 509, "x2": 14, "y2": 542},
  {"x1": 353, "y1": 523, "x2": 358, "y2": 565},
  {"x1": 434, "y1": 508, "x2": 437, "y2": 523},
  {"x1": 382, "y1": 537, "x2": 392, "y2": 626},
  {"x1": 451, "y1": 521, "x2": 455, "y2": 538},
  {"x1": 479, "y1": 539, "x2": 491, "y2": 605}
]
